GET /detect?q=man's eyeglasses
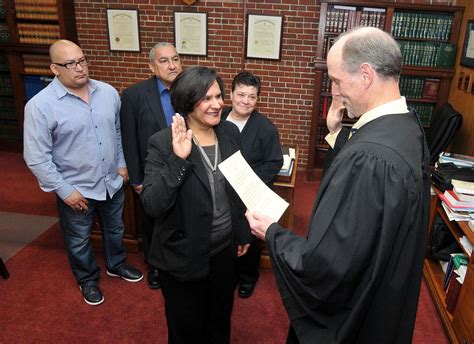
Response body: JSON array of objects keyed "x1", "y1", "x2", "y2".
[{"x1": 52, "y1": 58, "x2": 89, "y2": 70}]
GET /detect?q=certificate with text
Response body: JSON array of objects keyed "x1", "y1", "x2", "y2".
[
  {"x1": 107, "y1": 9, "x2": 140, "y2": 52},
  {"x1": 174, "y1": 12, "x2": 207, "y2": 56},
  {"x1": 218, "y1": 151, "x2": 289, "y2": 221}
]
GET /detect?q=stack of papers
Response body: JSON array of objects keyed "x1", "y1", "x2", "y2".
[
  {"x1": 439, "y1": 180, "x2": 474, "y2": 222},
  {"x1": 452, "y1": 179, "x2": 474, "y2": 195},
  {"x1": 279, "y1": 147, "x2": 296, "y2": 177}
]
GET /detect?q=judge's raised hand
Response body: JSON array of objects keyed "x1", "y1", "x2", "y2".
[
  {"x1": 171, "y1": 113, "x2": 193, "y2": 160},
  {"x1": 327, "y1": 95, "x2": 345, "y2": 134},
  {"x1": 245, "y1": 210, "x2": 276, "y2": 240}
]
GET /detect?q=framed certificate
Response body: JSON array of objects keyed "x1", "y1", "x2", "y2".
[
  {"x1": 174, "y1": 12, "x2": 208, "y2": 56},
  {"x1": 246, "y1": 14, "x2": 283, "y2": 60},
  {"x1": 106, "y1": 9, "x2": 141, "y2": 52},
  {"x1": 461, "y1": 20, "x2": 474, "y2": 68}
]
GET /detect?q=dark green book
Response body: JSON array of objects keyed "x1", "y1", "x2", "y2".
[{"x1": 436, "y1": 42, "x2": 456, "y2": 68}]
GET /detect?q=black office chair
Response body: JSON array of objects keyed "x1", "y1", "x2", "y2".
[{"x1": 425, "y1": 103, "x2": 463, "y2": 165}]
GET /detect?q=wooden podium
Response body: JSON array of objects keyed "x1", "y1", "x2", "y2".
[{"x1": 260, "y1": 146, "x2": 298, "y2": 269}]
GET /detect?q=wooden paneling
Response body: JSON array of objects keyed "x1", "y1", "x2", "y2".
[{"x1": 448, "y1": 0, "x2": 474, "y2": 156}]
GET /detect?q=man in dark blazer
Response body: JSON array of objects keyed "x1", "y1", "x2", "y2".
[{"x1": 120, "y1": 42, "x2": 182, "y2": 289}]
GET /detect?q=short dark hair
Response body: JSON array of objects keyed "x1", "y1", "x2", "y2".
[
  {"x1": 231, "y1": 71, "x2": 261, "y2": 96},
  {"x1": 170, "y1": 66, "x2": 225, "y2": 116}
]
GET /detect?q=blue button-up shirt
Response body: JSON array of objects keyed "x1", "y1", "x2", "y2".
[
  {"x1": 156, "y1": 78, "x2": 174, "y2": 126},
  {"x1": 24, "y1": 77, "x2": 126, "y2": 201}
]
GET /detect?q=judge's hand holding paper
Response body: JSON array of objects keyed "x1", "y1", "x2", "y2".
[
  {"x1": 245, "y1": 210, "x2": 275, "y2": 240},
  {"x1": 218, "y1": 150, "x2": 288, "y2": 240}
]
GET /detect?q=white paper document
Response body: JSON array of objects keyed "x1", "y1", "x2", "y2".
[{"x1": 218, "y1": 151, "x2": 289, "y2": 221}]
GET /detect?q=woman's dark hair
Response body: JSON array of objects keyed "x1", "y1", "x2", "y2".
[
  {"x1": 170, "y1": 66, "x2": 225, "y2": 116},
  {"x1": 231, "y1": 71, "x2": 261, "y2": 96}
]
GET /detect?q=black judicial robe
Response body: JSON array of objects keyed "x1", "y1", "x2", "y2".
[
  {"x1": 222, "y1": 108, "x2": 283, "y2": 186},
  {"x1": 266, "y1": 111, "x2": 431, "y2": 343}
]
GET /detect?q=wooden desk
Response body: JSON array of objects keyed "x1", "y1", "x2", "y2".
[{"x1": 260, "y1": 147, "x2": 298, "y2": 269}]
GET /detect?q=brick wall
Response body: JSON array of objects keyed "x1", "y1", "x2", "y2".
[{"x1": 74, "y1": 0, "x2": 321, "y2": 168}]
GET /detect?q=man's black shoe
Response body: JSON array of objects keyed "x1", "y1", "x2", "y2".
[
  {"x1": 79, "y1": 284, "x2": 104, "y2": 306},
  {"x1": 107, "y1": 265, "x2": 143, "y2": 282},
  {"x1": 147, "y1": 267, "x2": 161, "y2": 289},
  {"x1": 238, "y1": 282, "x2": 256, "y2": 298}
]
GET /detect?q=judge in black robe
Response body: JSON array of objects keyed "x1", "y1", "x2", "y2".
[
  {"x1": 246, "y1": 27, "x2": 431, "y2": 343},
  {"x1": 271, "y1": 111, "x2": 430, "y2": 343}
]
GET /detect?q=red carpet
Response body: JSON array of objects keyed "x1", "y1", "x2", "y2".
[
  {"x1": 0, "y1": 151, "x2": 56, "y2": 217},
  {"x1": 0, "y1": 152, "x2": 448, "y2": 343}
]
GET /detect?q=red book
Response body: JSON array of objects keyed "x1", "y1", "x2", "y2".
[
  {"x1": 321, "y1": 96, "x2": 328, "y2": 119},
  {"x1": 422, "y1": 78, "x2": 440, "y2": 101}
]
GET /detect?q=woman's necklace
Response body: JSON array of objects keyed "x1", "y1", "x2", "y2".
[{"x1": 192, "y1": 131, "x2": 219, "y2": 173}]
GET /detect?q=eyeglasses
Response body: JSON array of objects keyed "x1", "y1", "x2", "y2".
[{"x1": 52, "y1": 58, "x2": 89, "y2": 70}]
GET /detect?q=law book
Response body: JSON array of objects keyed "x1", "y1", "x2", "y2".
[
  {"x1": 321, "y1": 96, "x2": 329, "y2": 119},
  {"x1": 422, "y1": 78, "x2": 440, "y2": 101},
  {"x1": 325, "y1": 8, "x2": 335, "y2": 33},
  {"x1": 445, "y1": 275, "x2": 463, "y2": 313},
  {"x1": 326, "y1": 37, "x2": 336, "y2": 58},
  {"x1": 443, "y1": 253, "x2": 468, "y2": 290},
  {"x1": 436, "y1": 42, "x2": 456, "y2": 68}
]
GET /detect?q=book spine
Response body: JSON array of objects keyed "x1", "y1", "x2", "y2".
[{"x1": 445, "y1": 276, "x2": 462, "y2": 313}]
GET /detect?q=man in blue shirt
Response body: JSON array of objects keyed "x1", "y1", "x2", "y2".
[
  {"x1": 120, "y1": 42, "x2": 182, "y2": 289},
  {"x1": 24, "y1": 40, "x2": 143, "y2": 306}
]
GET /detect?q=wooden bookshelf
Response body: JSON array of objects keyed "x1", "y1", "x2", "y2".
[
  {"x1": 305, "y1": 0, "x2": 464, "y2": 181},
  {"x1": 425, "y1": 187, "x2": 474, "y2": 343},
  {"x1": 0, "y1": 0, "x2": 77, "y2": 143}
]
